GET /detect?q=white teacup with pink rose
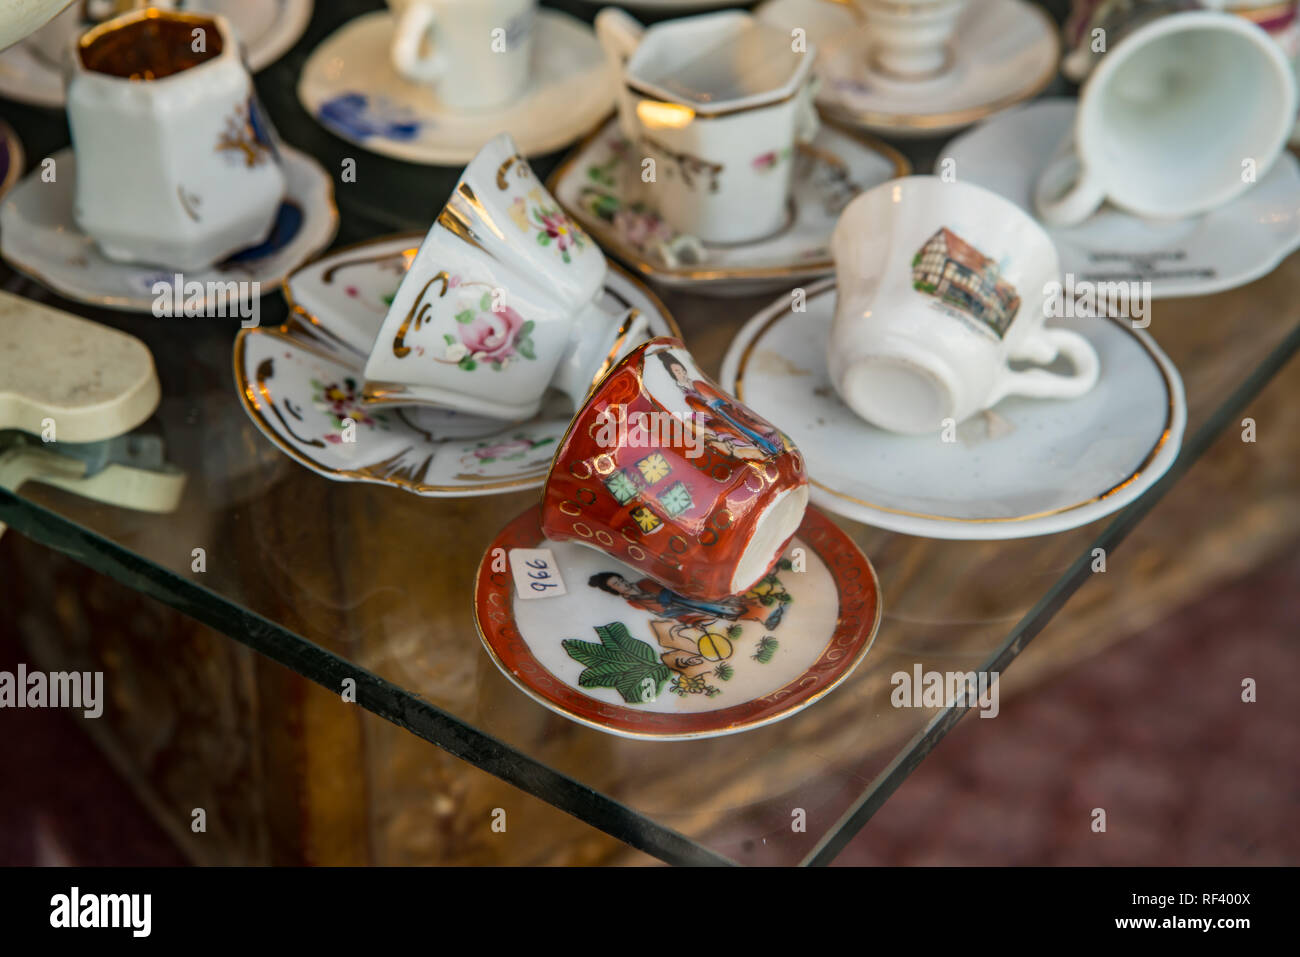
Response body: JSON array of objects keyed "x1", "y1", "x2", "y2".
[{"x1": 361, "y1": 133, "x2": 649, "y2": 421}]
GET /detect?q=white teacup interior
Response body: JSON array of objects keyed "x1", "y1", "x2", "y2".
[
  {"x1": 730, "y1": 483, "x2": 809, "y2": 594},
  {"x1": 1086, "y1": 19, "x2": 1292, "y2": 214},
  {"x1": 628, "y1": 15, "x2": 803, "y2": 107}
]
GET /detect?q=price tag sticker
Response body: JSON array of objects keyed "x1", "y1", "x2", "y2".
[{"x1": 509, "y1": 548, "x2": 567, "y2": 600}]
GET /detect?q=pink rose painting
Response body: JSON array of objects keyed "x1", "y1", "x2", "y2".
[{"x1": 442, "y1": 288, "x2": 537, "y2": 372}]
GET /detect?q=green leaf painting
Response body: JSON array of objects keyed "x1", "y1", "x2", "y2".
[{"x1": 561, "y1": 622, "x2": 672, "y2": 705}]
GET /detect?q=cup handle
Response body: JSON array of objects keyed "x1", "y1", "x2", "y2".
[
  {"x1": 1033, "y1": 132, "x2": 1106, "y2": 227},
  {"x1": 988, "y1": 328, "x2": 1100, "y2": 404},
  {"x1": 391, "y1": 3, "x2": 447, "y2": 85},
  {"x1": 795, "y1": 77, "x2": 820, "y2": 145},
  {"x1": 595, "y1": 8, "x2": 645, "y2": 141}
]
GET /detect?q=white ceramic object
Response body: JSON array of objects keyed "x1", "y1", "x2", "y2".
[
  {"x1": 297, "y1": 9, "x2": 614, "y2": 165},
  {"x1": 0, "y1": 0, "x2": 313, "y2": 108},
  {"x1": 548, "y1": 115, "x2": 909, "y2": 295},
  {"x1": 829, "y1": 177, "x2": 1100, "y2": 435},
  {"x1": 67, "y1": 10, "x2": 286, "y2": 270},
  {"x1": 1035, "y1": 10, "x2": 1296, "y2": 226},
  {"x1": 387, "y1": 0, "x2": 535, "y2": 110},
  {"x1": 756, "y1": 0, "x2": 1057, "y2": 138},
  {"x1": 720, "y1": 278, "x2": 1187, "y2": 540},
  {"x1": 595, "y1": 8, "x2": 818, "y2": 244},
  {"x1": 235, "y1": 234, "x2": 680, "y2": 498},
  {"x1": 0, "y1": 437, "x2": 186, "y2": 541},
  {"x1": 0, "y1": 290, "x2": 159, "y2": 442},
  {"x1": 939, "y1": 98, "x2": 1300, "y2": 298},
  {"x1": 0, "y1": 145, "x2": 337, "y2": 311},
  {"x1": 856, "y1": 0, "x2": 969, "y2": 80},
  {"x1": 0, "y1": 0, "x2": 75, "y2": 52},
  {"x1": 362, "y1": 134, "x2": 646, "y2": 420}
]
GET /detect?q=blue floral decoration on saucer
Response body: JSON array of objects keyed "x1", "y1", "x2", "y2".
[{"x1": 317, "y1": 93, "x2": 422, "y2": 142}]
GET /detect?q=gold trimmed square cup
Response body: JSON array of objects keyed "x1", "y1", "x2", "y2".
[
  {"x1": 67, "y1": 9, "x2": 287, "y2": 270},
  {"x1": 595, "y1": 7, "x2": 820, "y2": 245},
  {"x1": 361, "y1": 132, "x2": 649, "y2": 421}
]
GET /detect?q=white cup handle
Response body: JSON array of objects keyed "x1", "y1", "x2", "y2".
[
  {"x1": 391, "y1": 3, "x2": 447, "y2": 85},
  {"x1": 795, "y1": 77, "x2": 820, "y2": 145},
  {"x1": 989, "y1": 328, "x2": 1100, "y2": 404},
  {"x1": 1033, "y1": 136, "x2": 1106, "y2": 227},
  {"x1": 595, "y1": 8, "x2": 645, "y2": 141}
]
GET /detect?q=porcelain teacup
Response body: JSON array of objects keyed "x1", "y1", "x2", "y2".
[
  {"x1": 1035, "y1": 10, "x2": 1296, "y2": 226},
  {"x1": 66, "y1": 9, "x2": 286, "y2": 270},
  {"x1": 362, "y1": 133, "x2": 648, "y2": 422},
  {"x1": 387, "y1": 0, "x2": 536, "y2": 111},
  {"x1": 542, "y1": 337, "x2": 809, "y2": 602},
  {"x1": 595, "y1": 7, "x2": 819, "y2": 245},
  {"x1": 829, "y1": 176, "x2": 1100, "y2": 435}
]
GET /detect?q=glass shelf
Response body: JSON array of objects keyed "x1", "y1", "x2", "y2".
[{"x1": 1, "y1": 0, "x2": 1296, "y2": 866}]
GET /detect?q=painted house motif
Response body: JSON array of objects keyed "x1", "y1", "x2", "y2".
[{"x1": 911, "y1": 228, "x2": 1020, "y2": 338}]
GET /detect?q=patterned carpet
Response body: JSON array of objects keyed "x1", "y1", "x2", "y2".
[{"x1": 1, "y1": 544, "x2": 1295, "y2": 866}]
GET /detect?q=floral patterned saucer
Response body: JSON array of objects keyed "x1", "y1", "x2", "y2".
[
  {"x1": 548, "y1": 117, "x2": 909, "y2": 296},
  {"x1": 720, "y1": 279, "x2": 1188, "y2": 540},
  {"x1": 297, "y1": 9, "x2": 614, "y2": 166},
  {"x1": 0, "y1": 0, "x2": 314, "y2": 109},
  {"x1": 235, "y1": 234, "x2": 681, "y2": 498},
  {"x1": 0, "y1": 117, "x2": 22, "y2": 200},
  {"x1": 940, "y1": 99, "x2": 1300, "y2": 298},
  {"x1": 756, "y1": 0, "x2": 1058, "y2": 139},
  {"x1": 0, "y1": 145, "x2": 337, "y2": 312},
  {"x1": 474, "y1": 503, "x2": 881, "y2": 739}
]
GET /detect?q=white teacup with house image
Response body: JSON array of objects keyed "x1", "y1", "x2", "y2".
[
  {"x1": 388, "y1": 0, "x2": 536, "y2": 111},
  {"x1": 362, "y1": 133, "x2": 648, "y2": 421},
  {"x1": 595, "y1": 7, "x2": 819, "y2": 245},
  {"x1": 828, "y1": 177, "x2": 1100, "y2": 435}
]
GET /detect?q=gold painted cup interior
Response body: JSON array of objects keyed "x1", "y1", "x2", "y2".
[{"x1": 78, "y1": 9, "x2": 224, "y2": 80}]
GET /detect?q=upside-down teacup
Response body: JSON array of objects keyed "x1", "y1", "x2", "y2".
[
  {"x1": 542, "y1": 337, "x2": 809, "y2": 602},
  {"x1": 830, "y1": 176, "x2": 1100, "y2": 435},
  {"x1": 362, "y1": 133, "x2": 648, "y2": 421}
]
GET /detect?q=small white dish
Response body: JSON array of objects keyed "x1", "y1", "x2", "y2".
[
  {"x1": 235, "y1": 234, "x2": 681, "y2": 498},
  {"x1": 549, "y1": 116, "x2": 909, "y2": 296},
  {"x1": 939, "y1": 98, "x2": 1300, "y2": 298},
  {"x1": 720, "y1": 278, "x2": 1187, "y2": 540},
  {"x1": 0, "y1": 145, "x2": 337, "y2": 312},
  {"x1": 755, "y1": 0, "x2": 1058, "y2": 138},
  {"x1": 297, "y1": 9, "x2": 615, "y2": 166},
  {"x1": 0, "y1": 0, "x2": 314, "y2": 109}
]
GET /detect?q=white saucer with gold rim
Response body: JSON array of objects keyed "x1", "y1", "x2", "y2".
[
  {"x1": 297, "y1": 9, "x2": 614, "y2": 165},
  {"x1": 0, "y1": 145, "x2": 337, "y2": 312},
  {"x1": 755, "y1": 0, "x2": 1058, "y2": 139},
  {"x1": 0, "y1": 0, "x2": 314, "y2": 109},
  {"x1": 234, "y1": 234, "x2": 682, "y2": 499},
  {"x1": 719, "y1": 278, "x2": 1187, "y2": 540},
  {"x1": 549, "y1": 116, "x2": 909, "y2": 296}
]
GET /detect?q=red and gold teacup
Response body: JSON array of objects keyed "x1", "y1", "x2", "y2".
[{"x1": 541, "y1": 337, "x2": 808, "y2": 601}]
